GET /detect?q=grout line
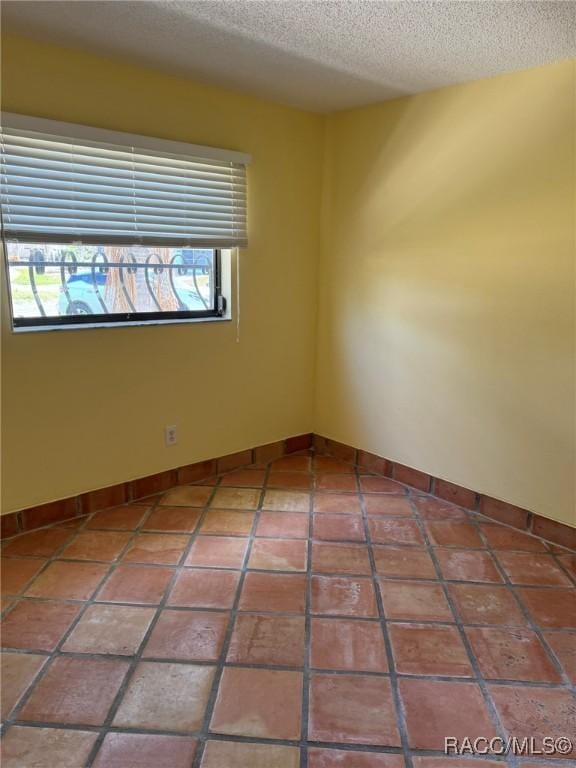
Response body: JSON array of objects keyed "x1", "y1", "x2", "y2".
[
  {"x1": 190, "y1": 459, "x2": 273, "y2": 768},
  {"x1": 469, "y1": 517, "x2": 576, "y2": 694},
  {"x1": 3, "y1": 497, "x2": 163, "y2": 734},
  {"x1": 2, "y1": 454, "x2": 574, "y2": 767},
  {"x1": 82, "y1": 480, "x2": 225, "y2": 767},
  {"x1": 406, "y1": 497, "x2": 520, "y2": 768},
  {"x1": 355, "y1": 464, "x2": 415, "y2": 768},
  {"x1": 319, "y1": 444, "x2": 576, "y2": 555},
  {"x1": 299, "y1": 451, "x2": 314, "y2": 768},
  {"x1": 546, "y1": 548, "x2": 576, "y2": 588}
]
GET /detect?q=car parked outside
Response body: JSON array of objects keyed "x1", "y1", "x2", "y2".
[{"x1": 58, "y1": 271, "x2": 206, "y2": 315}]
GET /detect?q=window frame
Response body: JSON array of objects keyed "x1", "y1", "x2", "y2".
[
  {"x1": 4, "y1": 245, "x2": 226, "y2": 331},
  {"x1": 1, "y1": 113, "x2": 249, "y2": 333}
]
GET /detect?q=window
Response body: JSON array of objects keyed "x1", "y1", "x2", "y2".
[{"x1": 1, "y1": 114, "x2": 249, "y2": 330}]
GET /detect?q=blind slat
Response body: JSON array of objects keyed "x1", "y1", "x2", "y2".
[
  {"x1": 3, "y1": 178, "x2": 245, "y2": 204},
  {"x1": 2, "y1": 199, "x2": 246, "y2": 215},
  {"x1": 1, "y1": 115, "x2": 248, "y2": 248}
]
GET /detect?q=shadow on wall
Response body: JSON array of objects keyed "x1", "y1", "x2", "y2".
[{"x1": 318, "y1": 63, "x2": 574, "y2": 522}]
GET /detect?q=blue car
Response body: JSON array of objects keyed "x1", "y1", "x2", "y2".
[
  {"x1": 174, "y1": 248, "x2": 213, "y2": 275},
  {"x1": 58, "y1": 271, "x2": 206, "y2": 315}
]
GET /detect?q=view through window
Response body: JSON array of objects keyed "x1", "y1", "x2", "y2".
[{"x1": 5, "y1": 242, "x2": 220, "y2": 327}]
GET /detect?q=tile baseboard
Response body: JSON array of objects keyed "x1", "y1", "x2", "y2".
[
  {"x1": 1, "y1": 433, "x2": 313, "y2": 540},
  {"x1": 2, "y1": 431, "x2": 573, "y2": 552},
  {"x1": 316, "y1": 435, "x2": 575, "y2": 552}
]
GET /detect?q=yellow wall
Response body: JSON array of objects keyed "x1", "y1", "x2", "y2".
[
  {"x1": 1, "y1": 34, "x2": 324, "y2": 513},
  {"x1": 2, "y1": 35, "x2": 574, "y2": 527},
  {"x1": 316, "y1": 61, "x2": 575, "y2": 525}
]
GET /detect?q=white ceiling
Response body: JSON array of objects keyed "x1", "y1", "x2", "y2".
[{"x1": 3, "y1": 0, "x2": 575, "y2": 112}]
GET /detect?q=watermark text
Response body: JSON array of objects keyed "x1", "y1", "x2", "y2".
[{"x1": 445, "y1": 736, "x2": 573, "y2": 757}]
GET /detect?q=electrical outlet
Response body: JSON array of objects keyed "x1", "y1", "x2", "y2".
[{"x1": 165, "y1": 425, "x2": 177, "y2": 446}]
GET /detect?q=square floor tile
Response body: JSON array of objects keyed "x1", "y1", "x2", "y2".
[
  {"x1": 201, "y1": 510, "x2": 255, "y2": 535},
  {"x1": 201, "y1": 740, "x2": 299, "y2": 768},
  {"x1": 489, "y1": 685, "x2": 575, "y2": 759},
  {"x1": 1, "y1": 652, "x2": 47, "y2": 718},
  {"x1": 308, "y1": 748, "x2": 404, "y2": 767},
  {"x1": 60, "y1": 531, "x2": 132, "y2": 562},
  {"x1": 365, "y1": 496, "x2": 413, "y2": 517},
  {"x1": 380, "y1": 581, "x2": 453, "y2": 621},
  {"x1": 62, "y1": 604, "x2": 155, "y2": 655},
  {"x1": 1, "y1": 558, "x2": 47, "y2": 596},
  {"x1": 316, "y1": 474, "x2": 357, "y2": 492},
  {"x1": 123, "y1": 533, "x2": 189, "y2": 565},
  {"x1": 313, "y1": 515, "x2": 365, "y2": 542},
  {"x1": 186, "y1": 536, "x2": 249, "y2": 568},
  {"x1": 449, "y1": 583, "x2": 528, "y2": 626},
  {"x1": 273, "y1": 455, "x2": 312, "y2": 472},
  {"x1": 368, "y1": 519, "x2": 424, "y2": 546},
  {"x1": 19, "y1": 656, "x2": 129, "y2": 725},
  {"x1": 257, "y1": 512, "x2": 309, "y2": 539},
  {"x1": 465, "y1": 626, "x2": 561, "y2": 682},
  {"x1": 262, "y1": 490, "x2": 311, "y2": 513},
  {"x1": 132, "y1": 494, "x2": 162, "y2": 506},
  {"x1": 479, "y1": 523, "x2": 548, "y2": 552},
  {"x1": 268, "y1": 471, "x2": 312, "y2": 490},
  {"x1": 413, "y1": 496, "x2": 470, "y2": 521},
  {"x1": 389, "y1": 623, "x2": 472, "y2": 676},
  {"x1": 311, "y1": 575, "x2": 377, "y2": 617},
  {"x1": 143, "y1": 609, "x2": 228, "y2": 661},
  {"x1": 2, "y1": 599, "x2": 81, "y2": 651},
  {"x1": 249, "y1": 538, "x2": 308, "y2": 571},
  {"x1": 3, "y1": 529, "x2": 73, "y2": 558},
  {"x1": 113, "y1": 661, "x2": 214, "y2": 732},
  {"x1": 312, "y1": 542, "x2": 371, "y2": 575},
  {"x1": 314, "y1": 494, "x2": 362, "y2": 515},
  {"x1": 220, "y1": 469, "x2": 267, "y2": 487},
  {"x1": 315, "y1": 457, "x2": 354, "y2": 474},
  {"x1": 1, "y1": 727, "x2": 98, "y2": 768},
  {"x1": 210, "y1": 488, "x2": 260, "y2": 509},
  {"x1": 168, "y1": 568, "x2": 240, "y2": 609},
  {"x1": 210, "y1": 667, "x2": 302, "y2": 739},
  {"x1": 159, "y1": 485, "x2": 213, "y2": 506},
  {"x1": 239, "y1": 572, "x2": 306, "y2": 613},
  {"x1": 56, "y1": 517, "x2": 88, "y2": 529},
  {"x1": 360, "y1": 477, "x2": 406, "y2": 494},
  {"x1": 544, "y1": 631, "x2": 576, "y2": 683},
  {"x1": 556, "y1": 552, "x2": 576, "y2": 577},
  {"x1": 310, "y1": 618, "x2": 388, "y2": 672},
  {"x1": 93, "y1": 733, "x2": 198, "y2": 768},
  {"x1": 86, "y1": 505, "x2": 147, "y2": 530},
  {"x1": 26, "y1": 561, "x2": 108, "y2": 601},
  {"x1": 143, "y1": 507, "x2": 202, "y2": 533},
  {"x1": 495, "y1": 552, "x2": 571, "y2": 586},
  {"x1": 192, "y1": 476, "x2": 219, "y2": 486},
  {"x1": 227, "y1": 614, "x2": 305, "y2": 666},
  {"x1": 400, "y1": 679, "x2": 497, "y2": 750},
  {"x1": 96, "y1": 565, "x2": 174, "y2": 605},
  {"x1": 516, "y1": 588, "x2": 576, "y2": 629},
  {"x1": 426, "y1": 521, "x2": 483, "y2": 549},
  {"x1": 373, "y1": 546, "x2": 437, "y2": 580},
  {"x1": 435, "y1": 549, "x2": 503, "y2": 583},
  {"x1": 309, "y1": 673, "x2": 400, "y2": 746}
]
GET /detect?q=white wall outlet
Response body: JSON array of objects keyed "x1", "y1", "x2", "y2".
[{"x1": 165, "y1": 425, "x2": 177, "y2": 446}]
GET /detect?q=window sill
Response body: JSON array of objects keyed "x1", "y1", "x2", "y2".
[{"x1": 12, "y1": 315, "x2": 232, "y2": 334}]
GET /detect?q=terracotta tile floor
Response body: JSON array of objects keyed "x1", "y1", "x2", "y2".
[{"x1": 1, "y1": 451, "x2": 575, "y2": 767}]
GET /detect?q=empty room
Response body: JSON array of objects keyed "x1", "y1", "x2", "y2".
[{"x1": 0, "y1": 1, "x2": 575, "y2": 766}]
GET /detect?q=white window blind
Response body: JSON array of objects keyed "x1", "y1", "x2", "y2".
[{"x1": 0, "y1": 113, "x2": 249, "y2": 248}]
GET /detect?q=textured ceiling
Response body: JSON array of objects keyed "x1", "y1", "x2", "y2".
[{"x1": 3, "y1": 0, "x2": 575, "y2": 112}]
